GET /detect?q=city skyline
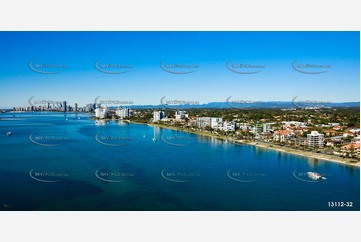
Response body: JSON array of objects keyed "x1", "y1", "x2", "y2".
[
  {"x1": 7, "y1": 97, "x2": 360, "y2": 112},
  {"x1": 0, "y1": 31, "x2": 359, "y2": 109}
]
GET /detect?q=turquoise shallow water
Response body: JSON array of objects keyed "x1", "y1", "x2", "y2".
[{"x1": 0, "y1": 112, "x2": 359, "y2": 211}]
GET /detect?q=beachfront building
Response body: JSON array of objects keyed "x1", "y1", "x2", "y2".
[
  {"x1": 250, "y1": 123, "x2": 271, "y2": 134},
  {"x1": 341, "y1": 143, "x2": 360, "y2": 152},
  {"x1": 340, "y1": 143, "x2": 360, "y2": 158},
  {"x1": 175, "y1": 111, "x2": 189, "y2": 120},
  {"x1": 196, "y1": 117, "x2": 223, "y2": 129},
  {"x1": 116, "y1": 107, "x2": 130, "y2": 119},
  {"x1": 95, "y1": 108, "x2": 101, "y2": 118},
  {"x1": 153, "y1": 111, "x2": 165, "y2": 122},
  {"x1": 218, "y1": 121, "x2": 236, "y2": 132},
  {"x1": 307, "y1": 131, "x2": 324, "y2": 148},
  {"x1": 273, "y1": 130, "x2": 294, "y2": 143},
  {"x1": 95, "y1": 106, "x2": 109, "y2": 119},
  {"x1": 251, "y1": 124, "x2": 263, "y2": 133},
  {"x1": 325, "y1": 140, "x2": 341, "y2": 147}
]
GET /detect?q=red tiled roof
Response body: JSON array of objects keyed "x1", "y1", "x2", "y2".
[
  {"x1": 274, "y1": 130, "x2": 293, "y2": 135},
  {"x1": 341, "y1": 143, "x2": 360, "y2": 150}
]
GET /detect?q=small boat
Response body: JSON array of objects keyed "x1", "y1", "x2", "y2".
[
  {"x1": 152, "y1": 137, "x2": 158, "y2": 141},
  {"x1": 307, "y1": 172, "x2": 326, "y2": 180},
  {"x1": 6, "y1": 132, "x2": 12, "y2": 136}
]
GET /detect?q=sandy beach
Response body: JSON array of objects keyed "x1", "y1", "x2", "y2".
[{"x1": 233, "y1": 140, "x2": 360, "y2": 167}]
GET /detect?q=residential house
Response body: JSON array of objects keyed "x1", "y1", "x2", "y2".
[{"x1": 273, "y1": 130, "x2": 294, "y2": 143}]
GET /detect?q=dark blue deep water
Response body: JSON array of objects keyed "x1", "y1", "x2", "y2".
[{"x1": 0, "y1": 113, "x2": 359, "y2": 211}]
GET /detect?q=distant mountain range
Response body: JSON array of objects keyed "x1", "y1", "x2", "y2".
[
  {"x1": 1, "y1": 101, "x2": 359, "y2": 111},
  {"x1": 121, "y1": 101, "x2": 360, "y2": 109}
]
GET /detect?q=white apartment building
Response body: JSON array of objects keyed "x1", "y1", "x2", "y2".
[
  {"x1": 249, "y1": 123, "x2": 272, "y2": 134},
  {"x1": 175, "y1": 111, "x2": 189, "y2": 120},
  {"x1": 116, "y1": 108, "x2": 130, "y2": 119},
  {"x1": 153, "y1": 111, "x2": 165, "y2": 122},
  {"x1": 196, "y1": 117, "x2": 223, "y2": 129},
  {"x1": 218, "y1": 121, "x2": 236, "y2": 131},
  {"x1": 307, "y1": 131, "x2": 324, "y2": 148},
  {"x1": 263, "y1": 123, "x2": 271, "y2": 133},
  {"x1": 95, "y1": 106, "x2": 109, "y2": 119}
]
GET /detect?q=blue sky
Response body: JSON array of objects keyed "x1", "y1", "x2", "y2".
[{"x1": 0, "y1": 31, "x2": 359, "y2": 108}]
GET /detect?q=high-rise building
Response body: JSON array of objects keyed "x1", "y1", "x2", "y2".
[
  {"x1": 84, "y1": 103, "x2": 95, "y2": 113},
  {"x1": 307, "y1": 131, "x2": 324, "y2": 148},
  {"x1": 116, "y1": 107, "x2": 130, "y2": 119},
  {"x1": 63, "y1": 101, "x2": 67, "y2": 112},
  {"x1": 74, "y1": 103, "x2": 78, "y2": 112},
  {"x1": 175, "y1": 111, "x2": 189, "y2": 120},
  {"x1": 95, "y1": 106, "x2": 109, "y2": 119},
  {"x1": 263, "y1": 123, "x2": 271, "y2": 133},
  {"x1": 251, "y1": 123, "x2": 270, "y2": 133},
  {"x1": 196, "y1": 117, "x2": 223, "y2": 129},
  {"x1": 153, "y1": 111, "x2": 164, "y2": 122}
]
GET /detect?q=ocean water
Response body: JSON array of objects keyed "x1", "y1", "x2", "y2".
[{"x1": 0, "y1": 112, "x2": 359, "y2": 211}]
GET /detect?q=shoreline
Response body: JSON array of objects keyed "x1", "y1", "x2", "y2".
[
  {"x1": 234, "y1": 140, "x2": 360, "y2": 167},
  {"x1": 133, "y1": 121, "x2": 360, "y2": 168}
]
